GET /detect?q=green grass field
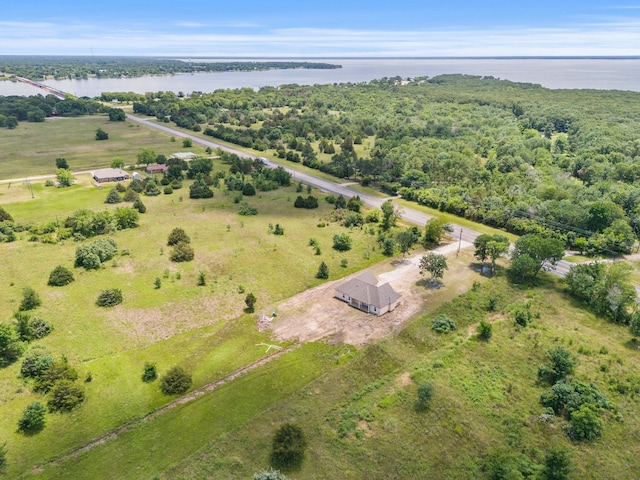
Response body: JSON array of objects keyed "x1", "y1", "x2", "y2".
[{"x1": 0, "y1": 115, "x2": 207, "y2": 180}]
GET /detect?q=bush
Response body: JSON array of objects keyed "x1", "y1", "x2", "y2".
[
  {"x1": 20, "y1": 346, "x2": 54, "y2": 378},
  {"x1": 189, "y1": 177, "x2": 214, "y2": 199},
  {"x1": 160, "y1": 366, "x2": 192, "y2": 395},
  {"x1": 142, "y1": 362, "x2": 158, "y2": 382},
  {"x1": 123, "y1": 188, "x2": 139, "y2": 202},
  {"x1": 253, "y1": 468, "x2": 289, "y2": 480},
  {"x1": 105, "y1": 188, "x2": 122, "y2": 204},
  {"x1": 239, "y1": 202, "x2": 258, "y2": 216},
  {"x1": 133, "y1": 198, "x2": 147, "y2": 213},
  {"x1": 19, "y1": 287, "x2": 41, "y2": 311},
  {"x1": 478, "y1": 320, "x2": 493, "y2": 340},
  {"x1": 294, "y1": 195, "x2": 318, "y2": 209},
  {"x1": 416, "y1": 383, "x2": 434, "y2": 411},
  {"x1": 170, "y1": 242, "x2": 194, "y2": 262},
  {"x1": 33, "y1": 358, "x2": 79, "y2": 394},
  {"x1": 96, "y1": 289, "x2": 123, "y2": 307},
  {"x1": 271, "y1": 423, "x2": 307, "y2": 470},
  {"x1": 514, "y1": 306, "x2": 532, "y2": 327},
  {"x1": 243, "y1": 182, "x2": 256, "y2": 196},
  {"x1": 0, "y1": 322, "x2": 24, "y2": 367},
  {"x1": 245, "y1": 293, "x2": 257, "y2": 312},
  {"x1": 570, "y1": 403, "x2": 604, "y2": 441},
  {"x1": 316, "y1": 261, "x2": 329, "y2": 279},
  {"x1": 332, "y1": 233, "x2": 352, "y2": 251},
  {"x1": 95, "y1": 128, "x2": 109, "y2": 140},
  {"x1": 47, "y1": 265, "x2": 74, "y2": 286},
  {"x1": 75, "y1": 237, "x2": 118, "y2": 269},
  {"x1": 431, "y1": 314, "x2": 456, "y2": 333},
  {"x1": 144, "y1": 181, "x2": 161, "y2": 196},
  {"x1": 14, "y1": 312, "x2": 53, "y2": 342},
  {"x1": 163, "y1": 185, "x2": 173, "y2": 195},
  {"x1": 18, "y1": 402, "x2": 47, "y2": 434},
  {"x1": 167, "y1": 228, "x2": 190, "y2": 246},
  {"x1": 538, "y1": 347, "x2": 577, "y2": 384},
  {"x1": 47, "y1": 379, "x2": 85, "y2": 412}
]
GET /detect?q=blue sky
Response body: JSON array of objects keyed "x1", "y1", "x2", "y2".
[{"x1": 2, "y1": 1, "x2": 640, "y2": 56}]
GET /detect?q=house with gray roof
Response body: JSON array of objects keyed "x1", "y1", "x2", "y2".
[{"x1": 334, "y1": 270, "x2": 401, "y2": 316}]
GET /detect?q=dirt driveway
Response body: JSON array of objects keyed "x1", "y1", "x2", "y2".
[{"x1": 270, "y1": 241, "x2": 473, "y2": 346}]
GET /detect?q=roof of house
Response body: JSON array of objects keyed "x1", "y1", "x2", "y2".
[
  {"x1": 146, "y1": 164, "x2": 169, "y2": 173},
  {"x1": 91, "y1": 168, "x2": 130, "y2": 179},
  {"x1": 335, "y1": 270, "x2": 401, "y2": 309}
]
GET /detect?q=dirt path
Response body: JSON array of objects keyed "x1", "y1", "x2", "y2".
[
  {"x1": 270, "y1": 241, "x2": 473, "y2": 346},
  {"x1": 35, "y1": 345, "x2": 298, "y2": 471}
]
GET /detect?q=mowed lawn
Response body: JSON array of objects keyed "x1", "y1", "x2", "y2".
[
  {"x1": 0, "y1": 115, "x2": 207, "y2": 180},
  {"x1": 0, "y1": 172, "x2": 386, "y2": 477}
]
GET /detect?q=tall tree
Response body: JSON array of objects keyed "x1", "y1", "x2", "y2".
[
  {"x1": 511, "y1": 235, "x2": 564, "y2": 278},
  {"x1": 419, "y1": 253, "x2": 448, "y2": 283}
]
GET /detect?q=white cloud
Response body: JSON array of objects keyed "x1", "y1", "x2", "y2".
[{"x1": 2, "y1": 18, "x2": 640, "y2": 56}]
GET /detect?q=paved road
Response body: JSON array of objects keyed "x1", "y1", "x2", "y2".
[{"x1": 126, "y1": 114, "x2": 589, "y2": 276}]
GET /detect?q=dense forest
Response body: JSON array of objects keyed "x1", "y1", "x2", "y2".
[
  {"x1": 0, "y1": 95, "x2": 102, "y2": 126},
  {"x1": 129, "y1": 75, "x2": 640, "y2": 255},
  {"x1": 0, "y1": 56, "x2": 340, "y2": 80}
]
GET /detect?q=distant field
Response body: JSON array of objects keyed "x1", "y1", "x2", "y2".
[{"x1": 0, "y1": 116, "x2": 206, "y2": 180}]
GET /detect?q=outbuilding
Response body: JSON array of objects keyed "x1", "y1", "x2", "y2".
[{"x1": 334, "y1": 270, "x2": 401, "y2": 316}]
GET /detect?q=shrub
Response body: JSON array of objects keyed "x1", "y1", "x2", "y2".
[
  {"x1": 253, "y1": 468, "x2": 289, "y2": 480},
  {"x1": 20, "y1": 346, "x2": 54, "y2": 378},
  {"x1": 189, "y1": 177, "x2": 214, "y2": 199},
  {"x1": 197, "y1": 271, "x2": 206, "y2": 286},
  {"x1": 104, "y1": 188, "x2": 122, "y2": 204},
  {"x1": 19, "y1": 287, "x2": 41, "y2": 311},
  {"x1": 332, "y1": 233, "x2": 352, "y2": 251},
  {"x1": 542, "y1": 446, "x2": 572, "y2": 480},
  {"x1": 514, "y1": 306, "x2": 532, "y2": 327},
  {"x1": 142, "y1": 362, "x2": 158, "y2": 382},
  {"x1": 33, "y1": 358, "x2": 78, "y2": 393},
  {"x1": 271, "y1": 423, "x2": 307, "y2": 470},
  {"x1": 18, "y1": 402, "x2": 47, "y2": 434},
  {"x1": 160, "y1": 366, "x2": 192, "y2": 395},
  {"x1": 95, "y1": 128, "x2": 109, "y2": 140},
  {"x1": 239, "y1": 202, "x2": 258, "y2": 216},
  {"x1": 0, "y1": 206, "x2": 14, "y2": 222},
  {"x1": 170, "y1": 242, "x2": 194, "y2": 262},
  {"x1": 133, "y1": 198, "x2": 147, "y2": 213},
  {"x1": 478, "y1": 320, "x2": 493, "y2": 340},
  {"x1": 164, "y1": 185, "x2": 173, "y2": 194},
  {"x1": 167, "y1": 228, "x2": 190, "y2": 246},
  {"x1": 316, "y1": 261, "x2": 329, "y2": 279},
  {"x1": 245, "y1": 293, "x2": 257, "y2": 312},
  {"x1": 14, "y1": 312, "x2": 53, "y2": 342},
  {"x1": 47, "y1": 379, "x2": 85, "y2": 412},
  {"x1": 75, "y1": 237, "x2": 118, "y2": 269},
  {"x1": 115, "y1": 182, "x2": 127, "y2": 192},
  {"x1": 96, "y1": 289, "x2": 123, "y2": 307},
  {"x1": 243, "y1": 182, "x2": 256, "y2": 196},
  {"x1": 570, "y1": 403, "x2": 604, "y2": 441},
  {"x1": 273, "y1": 224, "x2": 284, "y2": 235},
  {"x1": 416, "y1": 383, "x2": 434, "y2": 411},
  {"x1": 431, "y1": 314, "x2": 456, "y2": 333},
  {"x1": 47, "y1": 265, "x2": 74, "y2": 286},
  {"x1": 538, "y1": 347, "x2": 577, "y2": 384}
]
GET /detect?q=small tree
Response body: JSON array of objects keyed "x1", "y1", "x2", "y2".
[
  {"x1": 55, "y1": 157, "x2": 69, "y2": 169},
  {"x1": 0, "y1": 442, "x2": 7, "y2": 474},
  {"x1": 19, "y1": 287, "x2": 41, "y2": 311},
  {"x1": 56, "y1": 168, "x2": 73, "y2": 187},
  {"x1": 316, "y1": 261, "x2": 329, "y2": 279},
  {"x1": 111, "y1": 157, "x2": 125, "y2": 169},
  {"x1": 423, "y1": 218, "x2": 446, "y2": 246},
  {"x1": 167, "y1": 228, "x2": 191, "y2": 246},
  {"x1": 419, "y1": 253, "x2": 448, "y2": 283},
  {"x1": 160, "y1": 366, "x2": 192, "y2": 395},
  {"x1": 133, "y1": 198, "x2": 147, "y2": 213},
  {"x1": 332, "y1": 233, "x2": 352, "y2": 251},
  {"x1": 105, "y1": 188, "x2": 122, "y2": 204},
  {"x1": 96, "y1": 289, "x2": 123, "y2": 308},
  {"x1": 18, "y1": 402, "x2": 47, "y2": 434},
  {"x1": 47, "y1": 380, "x2": 85, "y2": 412},
  {"x1": 538, "y1": 347, "x2": 576, "y2": 384},
  {"x1": 271, "y1": 423, "x2": 307, "y2": 470},
  {"x1": 0, "y1": 323, "x2": 25, "y2": 367},
  {"x1": 478, "y1": 320, "x2": 493, "y2": 340},
  {"x1": 95, "y1": 128, "x2": 109, "y2": 140},
  {"x1": 542, "y1": 446, "x2": 572, "y2": 480},
  {"x1": 380, "y1": 199, "x2": 400, "y2": 231},
  {"x1": 182, "y1": 138, "x2": 192, "y2": 148},
  {"x1": 20, "y1": 346, "x2": 54, "y2": 379},
  {"x1": 154, "y1": 277, "x2": 162, "y2": 289},
  {"x1": 416, "y1": 383, "x2": 434, "y2": 411},
  {"x1": 47, "y1": 265, "x2": 74, "y2": 287},
  {"x1": 570, "y1": 403, "x2": 603, "y2": 441},
  {"x1": 245, "y1": 293, "x2": 257, "y2": 312},
  {"x1": 629, "y1": 311, "x2": 640, "y2": 338},
  {"x1": 142, "y1": 362, "x2": 158, "y2": 382},
  {"x1": 170, "y1": 242, "x2": 194, "y2": 262},
  {"x1": 197, "y1": 271, "x2": 207, "y2": 286}
]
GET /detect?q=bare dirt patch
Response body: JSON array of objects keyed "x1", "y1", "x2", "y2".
[{"x1": 270, "y1": 242, "x2": 474, "y2": 347}]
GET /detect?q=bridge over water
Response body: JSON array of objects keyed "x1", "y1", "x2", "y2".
[{"x1": 14, "y1": 76, "x2": 67, "y2": 99}]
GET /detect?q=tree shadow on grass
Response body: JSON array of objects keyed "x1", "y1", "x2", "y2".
[{"x1": 416, "y1": 278, "x2": 442, "y2": 289}]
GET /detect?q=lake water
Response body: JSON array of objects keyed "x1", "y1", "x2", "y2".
[{"x1": 2, "y1": 58, "x2": 640, "y2": 97}]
